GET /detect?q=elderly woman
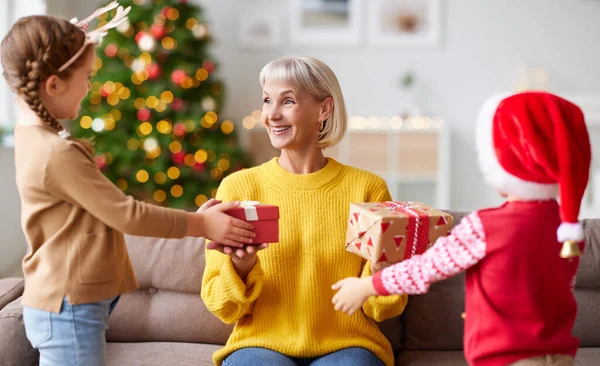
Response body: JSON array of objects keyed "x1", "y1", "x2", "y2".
[{"x1": 201, "y1": 56, "x2": 406, "y2": 366}]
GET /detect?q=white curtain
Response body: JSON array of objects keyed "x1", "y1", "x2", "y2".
[{"x1": 0, "y1": 0, "x2": 46, "y2": 128}]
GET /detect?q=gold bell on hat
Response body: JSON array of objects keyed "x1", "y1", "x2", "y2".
[{"x1": 560, "y1": 240, "x2": 582, "y2": 259}]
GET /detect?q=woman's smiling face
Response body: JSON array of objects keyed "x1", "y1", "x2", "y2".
[{"x1": 261, "y1": 81, "x2": 324, "y2": 151}]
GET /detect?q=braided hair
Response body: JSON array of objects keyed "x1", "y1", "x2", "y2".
[{"x1": 1, "y1": 15, "x2": 94, "y2": 152}]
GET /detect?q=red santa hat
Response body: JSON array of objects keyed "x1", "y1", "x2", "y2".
[{"x1": 476, "y1": 91, "x2": 591, "y2": 244}]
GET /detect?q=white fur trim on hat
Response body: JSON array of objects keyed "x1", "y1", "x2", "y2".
[
  {"x1": 557, "y1": 222, "x2": 584, "y2": 242},
  {"x1": 475, "y1": 93, "x2": 559, "y2": 200}
]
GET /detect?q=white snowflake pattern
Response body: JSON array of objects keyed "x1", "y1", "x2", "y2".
[{"x1": 381, "y1": 212, "x2": 487, "y2": 295}]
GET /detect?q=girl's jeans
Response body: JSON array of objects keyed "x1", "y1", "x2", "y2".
[{"x1": 23, "y1": 296, "x2": 120, "y2": 366}]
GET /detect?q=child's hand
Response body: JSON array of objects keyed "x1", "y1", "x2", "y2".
[
  {"x1": 187, "y1": 201, "x2": 255, "y2": 247},
  {"x1": 196, "y1": 198, "x2": 221, "y2": 213},
  {"x1": 331, "y1": 277, "x2": 378, "y2": 316}
]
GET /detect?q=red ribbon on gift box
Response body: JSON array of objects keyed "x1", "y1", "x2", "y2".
[{"x1": 384, "y1": 201, "x2": 430, "y2": 260}]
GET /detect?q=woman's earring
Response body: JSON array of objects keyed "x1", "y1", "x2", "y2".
[{"x1": 319, "y1": 120, "x2": 324, "y2": 132}]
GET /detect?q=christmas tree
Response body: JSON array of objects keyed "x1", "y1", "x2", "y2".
[{"x1": 73, "y1": 0, "x2": 250, "y2": 209}]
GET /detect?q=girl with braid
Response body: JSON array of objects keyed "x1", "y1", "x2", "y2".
[{"x1": 1, "y1": 3, "x2": 255, "y2": 365}]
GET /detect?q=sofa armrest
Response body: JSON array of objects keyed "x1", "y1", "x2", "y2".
[
  {"x1": 0, "y1": 278, "x2": 24, "y2": 310},
  {"x1": 0, "y1": 297, "x2": 38, "y2": 365}
]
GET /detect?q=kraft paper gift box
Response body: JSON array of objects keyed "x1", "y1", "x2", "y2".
[
  {"x1": 346, "y1": 201, "x2": 453, "y2": 269},
  {"x1": 225, "y1": 201, "x2": 279, "y2": 244}
]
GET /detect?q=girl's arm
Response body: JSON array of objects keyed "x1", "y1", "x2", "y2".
[
  {"x1": 46, "y1": 144, "x2": 253, "y2": 244},
  {"x1": 372, "y1": 212, "x2": 486, "y2": 295}
]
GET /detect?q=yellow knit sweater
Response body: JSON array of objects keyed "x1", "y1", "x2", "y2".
[{"x1": 201, "y1": 158, "x2": 407, "y2": 366}]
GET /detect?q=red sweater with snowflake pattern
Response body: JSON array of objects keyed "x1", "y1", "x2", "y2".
[{"x1": 372, "y1": 200, "x2": 580, "y2": 366}]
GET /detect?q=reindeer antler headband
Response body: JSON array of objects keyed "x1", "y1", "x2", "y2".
[{"x1": 58, "y1": 1, "x2": 131, "y2": 72}]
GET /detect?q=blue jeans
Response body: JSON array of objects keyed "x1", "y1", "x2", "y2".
[
  {"x1": 223, "y1": 347, "x2": 385, "y2": 366},
  {"x1": 22, "y1": 296, "x2": 120, "y2": 366}
]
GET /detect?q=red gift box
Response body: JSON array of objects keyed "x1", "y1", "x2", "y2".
[{"x1": 225, "y1": 201, "x2": 279, "y2": 244}]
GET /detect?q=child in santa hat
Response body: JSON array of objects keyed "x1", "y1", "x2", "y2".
[{"x1": 331, "y1": 91, "x2": 591, "y2": 366}]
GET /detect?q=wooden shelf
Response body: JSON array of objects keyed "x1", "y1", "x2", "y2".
[{"x1": 330, "y1": 122, "x2": 450, "y2": 208}]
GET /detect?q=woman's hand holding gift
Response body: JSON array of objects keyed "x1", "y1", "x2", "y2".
[{"x1": 207, "y1": 241, "x2": 269, "y2": 280}]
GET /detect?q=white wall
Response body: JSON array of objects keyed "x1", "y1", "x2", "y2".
[
  {"x1": 0, "y1": 2, "x2": 11, "y2": 128},
  {"x1": 0, "y1": 148, "x2": 24, "y2": 277},
  {"x1": 2, "y1": 0, "x2": 600, "y2": 277},
  {"x1": 0, "y1": 0, "x2": 46, "y2": 277}
]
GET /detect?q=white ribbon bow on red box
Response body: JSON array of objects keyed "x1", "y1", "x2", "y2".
[{"x1": 240, "y1": 200, "x2": 260, "y2": 221}]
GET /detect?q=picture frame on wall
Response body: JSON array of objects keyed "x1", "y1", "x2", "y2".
[
  {"x1": 368, "y1": 0, "x2": 442, "y2": 47},
  {"x1": 289, "y1": 0, "x2": 362, "y2": 46},
  {"x1": 238, "y1": 5, "x2": 283, "y2": 50}
]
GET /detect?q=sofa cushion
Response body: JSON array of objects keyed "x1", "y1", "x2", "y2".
[
  {"x1": 0, "y1": 278, "x2": 24, "y2": 310},
  {"x1": 396, "y1": 350, "x2": 467, "y2": 365},
  {"x1": 573, "y1": 289, "x2": 600, "y2": 348},
  {"x1": 107, "y1": 235, "x2": 233, "y2": 344},
  {"x1": 401, "y1": 274, "x2": 466, "y2": 351},
  {"x1": 400, "y1": 211, "x2": 467, "y2": 351},
  {"x1": 575, "y1": 347, "x2": 600, "y2": 365},
  {"x1": 572, "y1": 218, "x2": 600, "y2": 347},
  {"x1": 107, "y1": 342, "x2": 219, "y2": 366},
  {"x1": 377, "y1": 315, "x2": 403, "y2": 354},
  {"x1": 576, "y1": 219, "x2": 600, "y2": 289},
  {"x1": 0, "y1": 297, "x2": 38, "y2": 366},
  {"x1": 106, "y1": 289, "x2": 232, "y2": 345}
]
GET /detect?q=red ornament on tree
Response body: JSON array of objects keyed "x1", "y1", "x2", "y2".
[
  {"x1": 171, "y1": 98, "x2": 183, "y2": 111},
  {"x1": 147, "y1": 63, "x2": 161, "y2": 80},
  {"x1": 171, "y1": 151, "x2": 185, "y2": 165},
  {"x1": 104, "y1": 43, "x2": 118, "y2": 58},
  {"x1": 192, "y1": 162, "x2": 206, "y2": 172},
  {"x1": 171, "y1": 69, "x2": 186, "y2": 84},
  {"x1": 160, "y1": 6, "x2": 171, "y2": 16},
  {"x1": 173, "y1": 123, "x2": 187, "y2": 136},
  {"x1": 150, "y1": 24, "x2": 166, "y2": 39},
  {"x1": 202, "y1": 60, "x2": 216, "y2": 73},
  {"x1": 136, "y1": 108, "x2": 151, "y2": 121}
]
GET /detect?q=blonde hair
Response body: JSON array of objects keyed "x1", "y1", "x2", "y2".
[
  {"x1": 259, "y1": 56, "x2": 347, "y2": 149},
  {"x1": 1, "y1": 15, "x2": 94, "y2": 152}
]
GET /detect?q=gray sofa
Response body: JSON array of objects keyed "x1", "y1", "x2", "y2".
[{"x1": 1, "y1": 211, "x2": 599, "y2": 365}]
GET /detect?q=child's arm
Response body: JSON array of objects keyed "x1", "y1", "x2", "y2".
[
  {"x1": 333, "y1": 212, "x2": 486, "y2": 315},
  {"x1": 46, "y1": 144, "x2": 254, "y2": 245}
]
